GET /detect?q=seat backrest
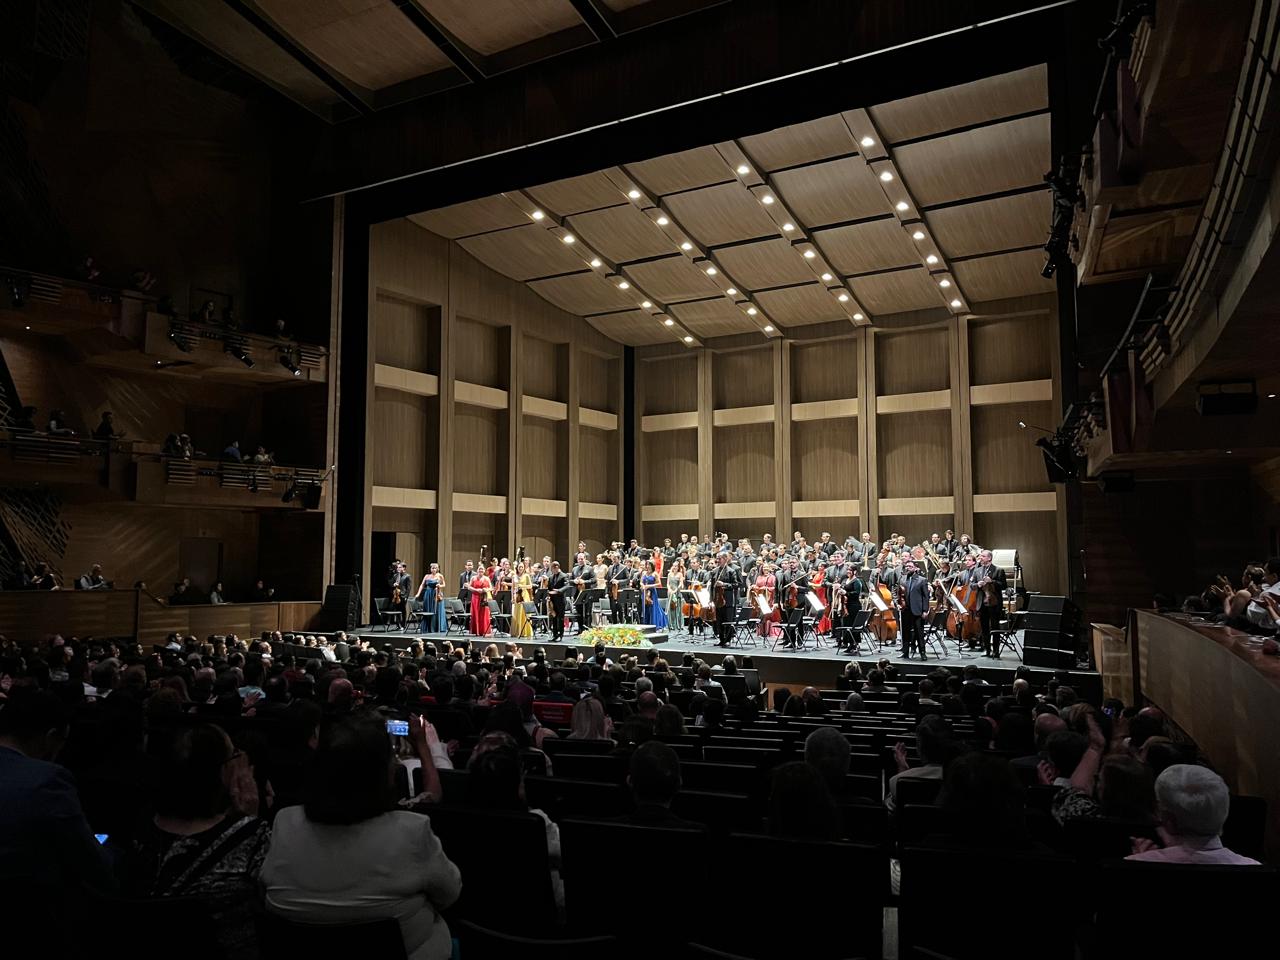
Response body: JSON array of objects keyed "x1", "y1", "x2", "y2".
[
  {"x1": 544, "y1": 751, "x2": 625, "y2": 784},
  {"x1": 679, "y1": 761, "x2": 760, "y2": 796},
  {"x1": 524, "y1": 775, "x2": 629, "y2": 820},
  {"x1": 258, "y1": 913, "x2": 407, "y2": 960},
  {"x1": 1222, "y1": 794, "x2": 1268, "y2": 862},
  {"x1": 424, "y1": 806, "x2": 554, "y2": 932},
  {"x1": 895, "y1": 775, "x2": 943, "y2": 806},
  {"x1": 531, "y1": 700, "x2": 574, "y2": 727},
  {"x1": 453, "y1": 918, "x2": 616, "y2": 960},
  {"x1": 1061, "y1": 816, "x2": 1158, "y2": 862}
]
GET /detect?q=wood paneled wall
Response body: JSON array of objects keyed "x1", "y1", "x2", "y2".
[
  {"x1": 634, "y1": 295, "x2": 1067, "y2": 593},
  {"x1": 361, "y1": 218, "x2": 624, "y2": 616}
]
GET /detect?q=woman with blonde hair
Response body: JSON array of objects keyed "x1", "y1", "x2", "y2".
[{"x1": 566, "y1": 696, "x2": 612, "y2": 741}]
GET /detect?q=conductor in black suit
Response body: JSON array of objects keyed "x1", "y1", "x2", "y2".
[
  {"x1": 546, "y1": 561, "x2": 568, "y2": 641},
  {"x1": 900, "y1": 561, "x2": 930, "y2": 659},
  {"x1": 710, "y1": 553, "x2": 741, "y2": 647}
]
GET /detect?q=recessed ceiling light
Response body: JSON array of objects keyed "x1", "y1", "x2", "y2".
[
  {"x1": 950, "y1": 299, "x2": 962, "y2": 308},
  {"x1": 1226, "y1": 449, "x2": 1233, "y2": 454},
  {"x1": 1270, "y1": 393, "x2": 1278, "y2": 399},
  {"x1": 860, "y1": 136, "x2": 875, "y2": 148},
  {"x1": 562, "y1": 234, "x2": 575, "y2": 244},
  {"x1": 628, "y1": 189, "x2": 641, "y2": 199},
  {"x1": 681, "y1": 241, "x2": 693, "y2": 251},
  {"x1": 803, "y1": 249, "x2": 816, "y2": 259},
  {"x1": 24, "y1": 325, "x2": 31, "y2": 331},
  {"x1": 736, "y1": 164, "x2": 749, "y2": 175},
  {"x1": 925, "y1": 254, "x2": 938, "y2": 265},
  {"x1": 853, "y1": 312, "x2": 864, "y2": 321},
  {"x1": 641, "y1": 300, "x2": 652, "y2": 309},
  {"x1": 761, "y1": 195, "x2": 775, "y2": 205},
  {"x1": 837, "y1": 293, "x2": 850, "y2": 302},
  {"x1": 590, "y1": 258, "x2": 602, "y2": 268},
  {"x1": 782, "y1": 222, "x2": 795, "y2": 232},
  {"x1": 618, "y1": 281, "x2": 630, "y2": 290},
  {"x1": 726, "y1": 287, "x2": 737, "y2": 296},
  {"x1": 664, "y1": 318, "x2": 675, "y2": 326},
  {"x1": 895, "y1": 201, "x2": 909, "y2": 212},
  {"x1": 763, "y1": 324, "x2": 774, "y2": 332},
  {"x1": 531, "y1": 210, "x2": 545, "y2": 220},
  {"x1": 912, "y1": 230, "x2": 925, "y2": 241},
  {"x1": 705, "y1": 266, "x2": 717, "y2": 275},
  {"x1": 656, "y1": 215, "x2": 669, "y2": 226},
  {"x1": 821, "y1": 272, "x2": 833, "y2": 282},
  {"x1": 683, "y1": 335, "x2": 694, "y2": 343},
  {"x1": 746, "y1": 307, "x2": 758, "y2": 316},
  {"x1": 939, "y1": 279, "x2": 951, "y2": 288},
  {"x1": 879, "y1": 171, "x2": 894, "y2": 182}
]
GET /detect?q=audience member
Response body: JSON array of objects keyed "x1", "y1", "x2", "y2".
[
  {"x1": 768, "y1": 761, "x2": 840, "y2": 840},
  {"x1": 803, "y1": 726, "x2": 851, "y2": 795},
  {"x1": 1128, "y1": 765, "x2": 1260, "y2": 865},
  {"x1": 566, "y1": 697, "x2": 611, "y2": 741},
  {"x1": 887, "y1": 716, "x2": 952, "y2": 812},
  {"x1": 262, "y1": 714, "x2": 459, "y2": 959},
  {"x1": 618, "y1": 741, "x2": 702, "y2": 829}
]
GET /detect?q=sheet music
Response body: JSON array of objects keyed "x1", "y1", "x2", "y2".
[
  {"x1": 868, "y1": 591, "x2": 889, "y2": 612},
  {"x1": 755, "y1": 594, "x2": 774, "y2": 616}
]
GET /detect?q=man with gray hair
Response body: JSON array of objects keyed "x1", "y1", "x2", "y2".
[
  {"x1": 1128, "y1": 765, "x2": 1259, "y2": 864},
  {"x1": 803, "y1": 726, "x2": 851, "y2": 793}
]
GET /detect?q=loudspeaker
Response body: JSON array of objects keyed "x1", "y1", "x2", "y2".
[
  {"x1": 1196, "y1": 381, "x2": 1256, "y2": 416},
  {"x1": 1024, "y1": 646, "x2": 1076, "y2": 669},
  {"x1": 1097, "y1": 473, "x2": 1135, "y2": 494},
  {"x1": 1027, "y1": 595, "x2": 1080, "y2": 617},
  {"x1": 320, "y1": 584, "x2": 359, "y2": 631},
  {"x1": 1024, "y1": 611, "x2": 1073, "y2": 632},
  {"x1": 301, "y1": 483, "x2": 323, "y2": 510}
]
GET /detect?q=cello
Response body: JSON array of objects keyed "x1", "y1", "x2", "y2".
[{"x1": 946, "y1": 577, "x2": 982, "y2": 644}]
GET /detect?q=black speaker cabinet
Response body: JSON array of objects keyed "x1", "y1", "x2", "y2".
[{"x1": 1024, "y1": 646, "x2": 1076, "y2": 669}]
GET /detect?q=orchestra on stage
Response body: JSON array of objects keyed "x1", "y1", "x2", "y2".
[{"x1": 384, "y1": 529, "x2": 1017, "y2": 659}]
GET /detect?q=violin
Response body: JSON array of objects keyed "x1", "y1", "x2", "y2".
[{"x1": 391, "y1": 583, "x2": 402, "y2": 606}]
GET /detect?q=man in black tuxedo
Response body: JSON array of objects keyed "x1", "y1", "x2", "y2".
[
  {"x1": 710, "y1": 553, "x2": 741, "y2": 648},
  {"x1": 392, "y1": 562, "x2": 413, "y2": 628},
  {"x1": 900, "y1": 561, "x2": 930, "y2": 659},
  {"x1": 457, "y1": 560, "x2": 474, "y2": 609},
  {"x1": 546, "y1": 561, "x2": 568, "y2": 641},
  {"x1": 975, "y1": 550, "x2": 1008, "y2": 657}
]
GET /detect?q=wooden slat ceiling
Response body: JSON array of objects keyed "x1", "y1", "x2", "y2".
[
  {"x1": 408, "y1": 66, "x2": 1056, "y2": 347},
  {"x1": 134, "y1": 0, "x2": 722, "y2": 120}
]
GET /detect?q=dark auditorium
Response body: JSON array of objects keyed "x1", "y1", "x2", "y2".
[{"x1": 5, "y1": 2, "x2": 1280, "y2": 958}]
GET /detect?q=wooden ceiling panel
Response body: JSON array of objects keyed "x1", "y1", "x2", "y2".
[
  {"x1": 409, "y1": 196, "x2": 528, "y2": 238},
  {"x1": 868, "y1": 65, "x2": 1048, "y2": 143},
  {"x1": 257, "y1": 0, "x2": 452, "y2": 89},
  {"x1": 136, "y1": 0, "x2": 342, "y2": 112},
  {"x1": 816, "y1": 218, "x2": 920, "y2": 275},
  {"x1": 770, "y1": 157, "x2": 888, "y2": 227},
  {"x1": 740, "y1": 114, "x2": 859, "y2": 171},
  {"x1": 422, "y1": 0, "x2": 582, "y2": 56},
  {"x1": 568, "y1": 204, "x2": 676, "y2": 263},
  {"x1": 925, "y1": 189, "x2": 1052, "y2": 259},
  {"x1": 528, "y1": 271, "x2": 640, "y2": 314},
  {"x1": 624, "y1": 257, "x2": 724, "y2": 303},
  {"x1": 588, "y1": 309, "x2": 676, "y2": 346},
  {"x1": 526, "y1": 171, "x2": 627, "y2": 216},
  {"x1": 626, "y1": 146, "x2": 735, "y2": 196},
  {"x1": 669, "y1": 299, "x2": 758, "y2": 339},
  {"x1": 458, "y1": 223, "x2": 590, "y2": 280},
  {"x1": 849, "y1": 268, "x2": 944, "y2": 315},
  {"x1": 752, "y1": 283, "x2": 847, "y2": 327},
  {"x1": 952, "y1": 249, "x2": 1055, "y2": 302},
  {"x1": 663, "y1": 182, "x2": 781, "y2": 247},
  {"x1": 892, "y1": 112, "x2": 1051, "y2": 208},
  {"x1": 714, "y1": 238, "x2": 817, "y2": 291}
]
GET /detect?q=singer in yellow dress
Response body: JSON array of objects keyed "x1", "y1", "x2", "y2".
[{"x1": 511, "y1": 562, "x2": 534, "y2": 638}]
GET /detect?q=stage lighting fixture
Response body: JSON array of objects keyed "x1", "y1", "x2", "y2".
[
  {"x1": 168, "y1": 329, "x2": 195, "y2": 353},
  {"x1": 7, "y1": 276, "x2": 27, "y2": 309},
  {"x1": 279, "y1": 351, "x2": 302, "y2": 376},
  {"x1": 281, "y1": 482, "x2": 298, "y2": 503},
  {"x1": 223, "y1": 340, "x2": 254, "y2": 368}
]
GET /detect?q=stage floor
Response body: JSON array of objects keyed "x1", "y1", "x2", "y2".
[{"x1": 350, "y1": 623, "x2": 1093, "y2": 686}]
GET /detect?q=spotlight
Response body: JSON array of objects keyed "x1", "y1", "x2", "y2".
[
  {"x1": 279, "y1": 351, "x2": 302, "y2": 377},
  {"x1": 7, "y1": 276, "x2": 28, "y2": 309},
  {"x1": 281, "y1": 482, "x2": 298, "y2": 503},
  {"x1": 224, "y1": 339, "x2": 254, "y2": 368}
]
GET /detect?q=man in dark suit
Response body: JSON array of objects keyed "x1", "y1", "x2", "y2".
[
  {"x1": 710, "y1": 552, "x2": 741, "y2": 647},
  {"x1": 975, "y1": 550, "x2": 1008, "y2": 657},
  {"x1": 613, "y1": 741, "x2": 704, "y2": 830},
  {"x1": 0, "y1": 688, "x2": 115, "y2": 894},
  {"x1": 900, "y1": 560, "x2": 930, "y2": 659},
  {"x1": 457, "y1": 560, "x2": 474, "y2": 609},
  {"x1": 546, "y1": 561, "x2": 568, "y2": 641},
  {"x1": 392, "y1": 562, "x2": 412, "y2": 628}
]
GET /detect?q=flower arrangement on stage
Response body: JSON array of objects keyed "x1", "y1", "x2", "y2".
[{"x1": 577, "y1": 625, "x2": 650, "y2": 648}]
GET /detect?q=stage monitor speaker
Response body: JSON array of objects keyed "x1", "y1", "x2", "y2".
[
  {"x1": 1024, "y1": 646, "x2": 1076, "y2": 669},
  {"x1": 1027, "y1": 595, "x2": 1080, "y2": 618},
  {"x1": 320, "y1": 584, "x2": 359, "y2": 631}
]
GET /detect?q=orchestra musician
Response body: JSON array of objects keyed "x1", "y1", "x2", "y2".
[
  {"x1": 415, "y1": 563, "x2": 447, "y2": 634},
  {"x1": 974, "y1": 549, "x2": 1008, "y2": 657},
  {"x1": 833, "y1": 555, "x2": 864, "y2": 651},
  {"x1": 469, "y1": 565, "x2": 493, "y2": 637},
  {"x1": 546, "y1": 561, "x2": 567, "y2": 641},
  {"x1": 900, "y1": 560, "x2": 930, "y2": 659},
  {"x1": 457, "y1": 560, "x2": 474, "y2": 611},
  {"x1": 751, "y1": 561, "x2": 779, "y2": 640},
  {"x1": 778, "y1": 557, "x2": 809, "y2": 649},
  {"x1": 667, "y1": 558, "x2": 687, "y2": 634},
  {"x1": 511, "y1": 561, "x2": 534, "y2": 638},
  {"x1": 710, "y1": 552, "x2": 741, "y2": 647},
  {"x1": 391, "y1": 562, "x2": 412, "y2": 628}
]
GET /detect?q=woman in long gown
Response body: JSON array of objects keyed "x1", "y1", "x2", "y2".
[
  {"x1": 642, "y1": 560, "x2": 668, "y2": 629},
  {"x1": 666, "y1": 558, "x2": 686, "y2": 635},
  {"x1": 511, "y1": 562, "x2": 533, "y2": 639},
  {"x1": 416, "y1": 563, "x2": 448, "y2": 633},
  {"x1": 469, "y1": 570, "x2": 492, "y2": 637},
  {"x1": 754, "y1": 563, "x2": 780, "y2": 638},
  {"x1": 811, "y1": 560, "x2": 832, "y2": 635}
]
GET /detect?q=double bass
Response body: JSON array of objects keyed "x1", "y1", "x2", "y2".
[
  {"x1": 867, "y1": 557, "x2": 899, "y2": 644},
  {"x1": 946, "y1": 576, "x2": 982, "y2": 643}
]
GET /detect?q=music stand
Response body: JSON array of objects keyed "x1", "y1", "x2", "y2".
[
  {"x1": 800, "y1": 590, "x2": 828, "y2": 649},
  {"x1": 866, "y1": 589, "x2": 893, "y2": 649},
  {"x1": 943, "y1": 589, "x2": 977, "y2": 658}
]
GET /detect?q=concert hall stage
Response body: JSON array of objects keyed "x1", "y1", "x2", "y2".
[{"x1": 350, "y1": 624, "x2": 1097, "y2": 692}]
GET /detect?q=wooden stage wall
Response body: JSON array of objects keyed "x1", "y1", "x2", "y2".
[{"x1": 636, "y1": 297, "x2": 1067, "y2": 595}]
